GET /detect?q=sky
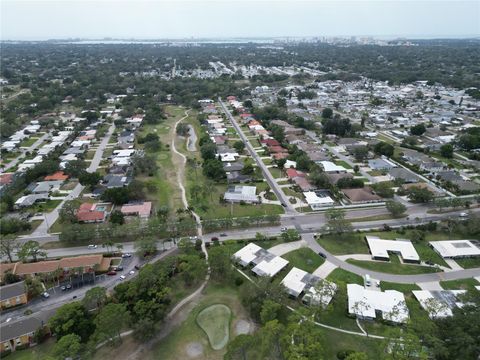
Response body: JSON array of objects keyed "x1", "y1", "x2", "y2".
[{"x1": 1, "y1": 0, "x2": 479, "y2": 40}]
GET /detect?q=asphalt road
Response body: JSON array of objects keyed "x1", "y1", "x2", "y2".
[
  {"x1": 219, "y1": 98, "x2": 296, "y2": 214},
  {"x1": 0, "y1": 248, "x2": 177, "y2": 324}
]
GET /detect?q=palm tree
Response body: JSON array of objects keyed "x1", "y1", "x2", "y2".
[{"x1": 116, "y1": 243, "x2": 123, "y2": 255}]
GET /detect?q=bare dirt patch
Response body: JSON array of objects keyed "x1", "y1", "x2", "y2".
[
  {"x1": 186, "y1": 342, "x2": 204, "y2": 358},
  {"x1": 234, "y1": 319, "x2": 253, "y2": 335}
]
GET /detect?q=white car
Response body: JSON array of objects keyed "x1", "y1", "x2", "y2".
[
  {"x1": 459, "y1": 212, "x2": 469, "y2": 218},
  {"x1": 42, "y1": 292, "x2": 50, "y2": 298},
  {"x1": 119, "y1": 275, "x2": 126, "y2": 280},
  {"x1": 87, "y1": 244, "x2": 97, "y2": 249},
  {"x1": 129, "y1": 270, "x2": 135, "y2": 275},
  {"x1": 281, "y1": 227, "x2": 287, "y2": 232}
]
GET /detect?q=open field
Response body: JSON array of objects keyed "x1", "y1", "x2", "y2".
[
  {"x1": 282, "y1": 247, "x2": 325, "y2": 273},
  {"x1": 455, "y1": 257, "x2": 480, "y2": 269},
  {"x1": 440, "y1": 278, "x2": 480, "y2": 292},
  {"x1": 346, "y1": 258, "x2": 441, "y2": 275}
]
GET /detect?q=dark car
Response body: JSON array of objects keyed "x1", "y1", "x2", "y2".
[
  {"x1": 220, "y1": 233, "x2": 227, "y2": 237},
  {"x1": 318, "y1": 252, "x2": 327, "y2": 258},
  {"x1": 114, "y1": 266, "x2": 123, "y2": 271},
  {"x1": 281, "y1": 203, "x2": 287, "y2": 207},
  {"x1": 134, "y1": 264, "x2": 141, "y2": 270},
  {"x1": 61, "y1": 285, "x2": 66, "y2": 291},
  {"x1": 211, "y1": 237, "x2": 219, "y2": 242},
  {"x1": 72, "y1": 295, "x2": 77, "y2": 299},
  {"x1": 107, "y1": 271, "x2": 117, "y2": 276}
]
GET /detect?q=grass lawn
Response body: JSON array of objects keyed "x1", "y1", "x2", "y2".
[
  {"x1": 440, "y1": 278, "x2": 480, "y2": 292},
  {"x1": 455, "y1": 257, "x2": 480, "y2": 269},
  {"x1": 29, "y1": 199, "x2": 62, "y2": 213},
  {"x1": 317, "y1": 233, "x2": 370, "y2": 255},
  {"x1": 380, "y1": 281, "x2": 421, "y2": 292},
  {"x1": 367, "y1": 170, "x2": 387, "y2": 176},
  {"x1": 19, "y1": 137, "x2": 38, "y2": 147},
  {"x1": 268, "y1": 167, "x2": 284, "y2": 178},
  {"x1": 334, "y1": 160, "x2": 353, "y2": 169},
  {"x1": 327, "y1": 268, "x2": 364, "y2": 285},
  {"x1": 347, "y1": 258, "x2": 441, "y2": 275},
  {"x1": 196, "y1": 304, "x2": 232, "y2": 350},
  {"x1": 283, "y1": 187, "x2": 303, "y2": 198},
  {"x1": 282, "y1": 248, "x2": 325, "y2": 273}
]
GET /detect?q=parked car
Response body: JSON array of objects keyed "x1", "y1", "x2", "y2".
[
  {"x1": 87, "y1": 244, "x2": 97, "y2": 249},
  {"x1": 61, "y1": 286, "x2": 66, "y2": 291},
  {"x1": 42, "y1": 292, "x2": 50, "y2": 298},
  {"x1": 459, "y1": 212, "x2": 469, "y2": 218},
  {"x1": 122, "y1": 253, "x2": 132, "y2": 258},
  {"x1": 72, "y1": 295, "x2": 77, "y2": 299},
  {"x1": 66, "y1": 284, "x2": 72, "y2": 290},
  {"x1": 107, "y1": 271, "x2": 117, "y2": 276},
  {"x1": 119, "y1": 275, "x2": 126, "y2": 280},
  {"x1": 129, "y1": 270, "x2": 135, "y2": 275},
  {"x1": 134, "y1": 264, "x2": 141, "y2": 270},
  {"x1": 211, "y1": 237, "x2": 219, "y2": 242},
  {"x1": 281, "y1": 203, "x2": 287, "y2": 207},
  {"x1": 318, "y1": 252, "x2": 327, "y2": 258},
  {"x1": 113, "y1": 266, "x2": 123, "y2": 271},
  {"x1": 220, "y1": 233, "x2": 227, "y2": 237},
  {"x1": 281, "y1": 227, "x2": 287, "y2": 232}
]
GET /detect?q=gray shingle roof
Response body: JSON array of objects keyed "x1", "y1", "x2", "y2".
[{"x1": 0, "y1": 281, "x2": 26, "y2": 302}]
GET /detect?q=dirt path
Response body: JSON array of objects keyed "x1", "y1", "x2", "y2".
[{"x1": 126, "y1": 110, "x2": 211, "y2": 360}]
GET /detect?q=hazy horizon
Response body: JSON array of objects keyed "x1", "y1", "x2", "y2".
[{"x1": 1, "y1": 0, "x2": 479, "y2": 41}]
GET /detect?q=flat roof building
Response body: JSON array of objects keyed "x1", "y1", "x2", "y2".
[
  {"x1": 303, "y1": 191, "x2": 335, "y2": 210},
  {"x1": 252, "y1": 256, "x2": 289, "y2": 277},
  {"x1": 366, "y1": 236, "x2": 420, "y2": 263},
  {"x1": 232, "y1": 243, "x2": 263, "y2": 267},
  {"x1": 429, "y1": 240, "x2": 480, "y2": 259},
  {"x1": 224, "y1": 185, "x2": 259, "y2": 204},
  {"x1": 347, "y1": 284, "x2": 409, "y2": 323},
  {"x1": 412, "y1": 290, "x2": 467, "y2": 318},
  {"x1": 232, "y1": 243, "x2": 289, "y2": 277}
]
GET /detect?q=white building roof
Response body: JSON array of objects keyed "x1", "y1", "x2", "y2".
[
  {"x1": 224, "y1": 185, "x2": 258, "y2": 203},
  {"x1": 113, "y1": 149, "x2": 136, "y2": 157},
  {"x1": 365, "y1": 236, "x2": 420, "y2": 262},
  {"x1": 284, "y1": 160, "x2": 297, "y2": 169},
  {"x1": 320, "y1": 161, "x2": 347, "y2": 173},
  {"x1": 429, "y1": 240, "x2": 480, "y2": 258},
  {"x1": 412, "y1": 290, "x2": 467, "y2": 318},
  {"x1": 303, "y1": 191, "x2": 335, "y2": 207},
  {"x1": 252, "y1": 256, "x2": 289, "y2": 277},
  {"x1": 281, "y1": 267, "x2": 309, "y2": 297},
  {"x1": 232, "y1": 243, "x2": 262, "y2": 267},
  {"x1": 23, "y1": 156, "x2": 43, "y2": 164},
  {"x1": 347, "y1": 284, "x2": 409, "y2": 323}
]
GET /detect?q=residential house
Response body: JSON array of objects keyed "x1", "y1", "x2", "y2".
[
  {"x1": 224, "y1": 185, "x2": 259, "y2": 204},
  {"x1": 0, "y1": 309, "x2": 56, "y2": 353},
  {"x1": 14, "y1": 194, "x2": 49, "y2": 209},
  {"x1": 76, "y1": 203, "x2": 108, "y2": 223},
  {"x1": 368, "y1": 158, "x2": 397, "y2": 171},
  {"x1": 120, "y1": 201, "x2": 152, "y2": 219},
  {"x1": 342, "y1": 187, "x2": 382, "y2": 204},
  {"x1": 388, "y1": 168, "x2": 420, "y2": 183},
  {"x1": 0, "y1": 281, "x2": 27, "y2": 310},
  {"x1": 44, "y1": 171, "x2": 69, "y2": 182}
]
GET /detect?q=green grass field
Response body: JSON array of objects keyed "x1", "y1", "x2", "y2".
[
  {"x1": 455, "y1": 257, "x2": 480, "y2": 269},
  {"x1": 282, "y1": 247, "x2": 325, "y2": 273},
  {"x1": 196, "y1": 304, "x2": 232, "y2": 350},
  {"x1": 317, "y1": 233, "x2": 370, "y2": 255},
  {"x1": 380, "y1": 281, "x2": 421, "y2": 292},
  {"x1": 440, "y1": 278, "x2": 480, "y2": 292},
  {"x1": 347, "y1": 258, "x2": 441, "y2": 275}
]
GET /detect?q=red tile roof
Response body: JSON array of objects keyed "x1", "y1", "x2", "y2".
[
  {"x1": 286, "y1": 169, "x2": 304, "y2": 179},
  {"x1": 0, "y1": 173, "x2": 14, "y2": 185},
  {"x1": 261, "y1": 139, "x2": 280, "y2": 147},
  {"x1": 268, "y1": 145, "x2": 288, "y2": 154},
  {"x1": 44, "y1": 171, "x2": 69, "y2": 181}
]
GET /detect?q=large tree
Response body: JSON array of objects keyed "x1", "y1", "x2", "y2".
[
  {"x1": 93, "y1": 303, "x2": 130, "y2": 345},
  {"x1": 17, "y1": 240, "x2": 46, "y2": 262},
  {"x1": 48, "y1": 302, "x2": 93, "y2": 342},
  {"x1": 385, "y1": 200, "x2": 407, "y2": 217},
  {"x1": 324, "y1": 208, "x2": 352, "y2": 234}
]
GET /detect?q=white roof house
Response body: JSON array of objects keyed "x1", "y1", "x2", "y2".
[
  {"x1": 252, "y1": 256, "x2": 289, "y2": 277},
  {"x1": 429, "y1": 240, "x2": 480, "y2": 259},
  {"x1": 304, "y1": 191, "x2": 335, "y2": 210},
  {"x1": 365, "y1": 236, "x2": 420, "y2": 263},
  {"x1": 23, "y1": 156, "x2": 44, "y2": 165},
  {"x1": 284, "y1": 160, "x2": 297, "y2": 169},
  {"x1": 320, "y1": 161, "x2": 347, "y2": 173},
  {"x1": 232, "y1": 243, "x2": 263, "y2": 267},
  {"x1": 224, "y1": 185, "x2": 259, "y2": 203},
  {"x1": 282, "y1": 267, "x2": 312, "y2": 297},
  {"x1": 113, "y1": 149, "x2": 136, "y2": 157},
  {"x1": 347, "y1": 284, "x2": 409, "y2": 323},
  {"x1": 281, "y1": 267, "x2": 337, "y2": 306},
  {"x1": 412, "y1": 290, "x2": 467, "y2": 318}
]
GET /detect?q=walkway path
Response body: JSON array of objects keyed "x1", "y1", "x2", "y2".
[
  {"x1": 128, "y1": 109, "x2": 212, "y2": 359},
  {"x1": 268, "y1": 239, "x2": 306, "y2": 256},
  {"x1": 312, "y1": 260, "x2": 338, "y2": 278}
]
